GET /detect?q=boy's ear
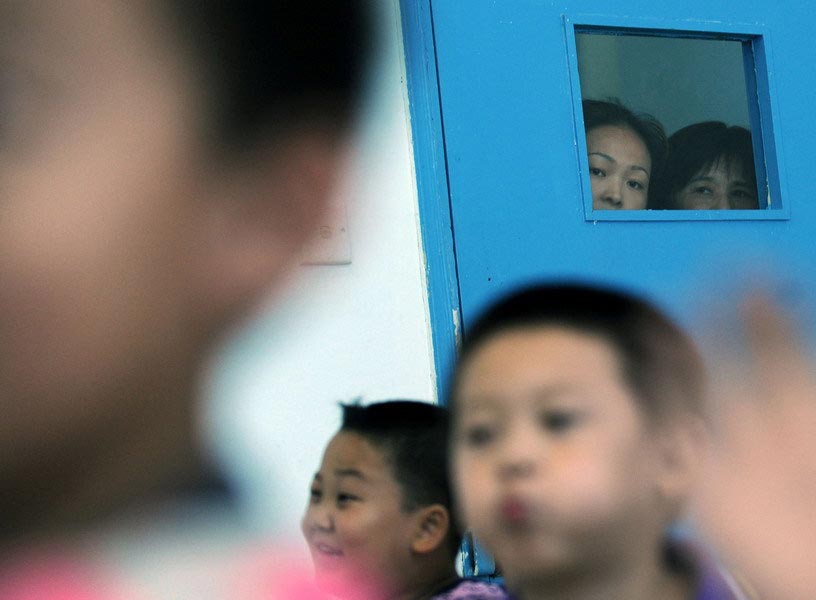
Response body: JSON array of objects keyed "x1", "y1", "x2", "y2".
[
  {"x1": 655, "y1": 417, "x2": 708, "y2": 517},
  {"x1": 194, "y1": 127, "x2": 348, "y2": 325},
  {"x1": 410, "y1": 504, "x2": 452, "y2": 555}
]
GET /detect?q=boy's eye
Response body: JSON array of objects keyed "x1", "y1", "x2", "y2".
[
  {"x1": 336, "y1": 493, "x2": 360, "y2": 507},
  {"x1": 540, "y1": 410, "x2": 580, "y2": 433},
  {"x1": 0, "y1": 65, "x2": 50, "y2": 148},
  {"x1": 693, "y1": 186, "x2": 713, "y2": 195},
  {"x1": 309, "y1": 487, "x2": 322, "y2": 503},
  {"x1": 462, "y1": 424, "x2": 496, "y2": 448},
  {"x1": 589, "y1": 167, "x2": 605, "y2": 177}
]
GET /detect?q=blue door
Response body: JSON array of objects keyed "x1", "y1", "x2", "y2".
[
  {"x1": 409, "y1": 0, "x2": 816, "y2": 379},
  {"x1": 402, "y1": 0, "x2": 816, "y2": 578}
]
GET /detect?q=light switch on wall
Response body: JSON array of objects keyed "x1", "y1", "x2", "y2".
[{"x1": 301, "y1": 203, "x2": 352, "y2": 265}]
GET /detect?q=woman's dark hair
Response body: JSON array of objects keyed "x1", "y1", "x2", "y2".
[
  {"x1": 156, "y1": 2, "x2": 372, "y2": 151},
  {"x1": 582, "y1": 99, "x2": 668, "y2": 193},
  {"x1": 650, "y1": 121, "x2": 758, "y2": 209}
]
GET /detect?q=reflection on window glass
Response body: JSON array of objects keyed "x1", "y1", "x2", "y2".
[{"x1": 576, "y1": 32, "x2": 765, "y2": 210}]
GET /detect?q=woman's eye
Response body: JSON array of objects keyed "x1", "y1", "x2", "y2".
[
  {"x1": 627, "y1": 180, "x2": 645, "y2": 191},
  {"x1": 336, "y1": 493, "x2": 359, "y2": 507},
  {"x1": 462, "y1": 424, "x2": 495, "y2": 447},
  {"x1": 693, "y1": 186, "x2": 713, "y2": 195},
  {"x1": 729, "y1": 190, "x2": 758, "y2": 209},
  {"x1": 589, "y1": 167, "x2": 605, "y2": 177}
]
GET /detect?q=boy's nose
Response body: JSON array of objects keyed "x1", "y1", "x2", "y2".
[
  {"x1": 498, "y1": 456, "x2": 535, "y2": 480},
  {"x1": 302, "y1": 503, "x2": 334, "y2": 533},
  {"x1": 496, "y1": 426, "x2": 539, "y2": 480}
]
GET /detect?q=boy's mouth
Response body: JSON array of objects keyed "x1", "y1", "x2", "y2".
[
  {"x1": 499, "y1": 496, "x2": 532, "y2": 526},
  {"x1": 314, "y1": 542, "x2": 343, "y2": 557}
]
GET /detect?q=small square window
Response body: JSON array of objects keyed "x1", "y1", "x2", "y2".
[{"x1": 563, "y1": 16, "x2": 785, "y2": 221}]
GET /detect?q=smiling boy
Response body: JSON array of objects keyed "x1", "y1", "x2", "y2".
[{"x1": 302, "y1": 401, "x2": 509, "y2": 600}]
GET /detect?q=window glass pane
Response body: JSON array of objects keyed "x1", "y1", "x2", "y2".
[{"x1": 576, "y1": 32, "x2": 767, "y2": 211}]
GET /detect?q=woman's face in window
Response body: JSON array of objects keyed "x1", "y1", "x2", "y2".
[
  {"x1": 673, "y1": 160, "x2": 758, "y2": 209},
  {"x1": 586, "y1": 125, "x2": 651, "y2": 210}
]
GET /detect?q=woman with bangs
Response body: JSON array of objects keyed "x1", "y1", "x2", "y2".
[
  {"x1": 582, "y1": 99, "x2": 668, "y2": 210},
  {"x1": 651, "y1": 121, "x2": 760, "y2": 210}
]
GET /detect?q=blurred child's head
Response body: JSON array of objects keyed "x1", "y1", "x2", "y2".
[
  {"x1": 301, "y1": 401, "x2": 459, "y2": 598},
  {"x1": 0, "y1": 1, "x2": 370, "y2": 525},
  {"x1": 449, "y1": 284, "x2": 706, "y2": 592}
]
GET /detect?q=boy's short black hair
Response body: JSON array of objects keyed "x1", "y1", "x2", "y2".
[
  {"x1": 582, "y1": 99, "x2": 668, "y2": 186},
  {"x1": 449, "y1": 283, "x2": 705, "y2": 422},
  {"x1": 340, "y1": 400, "x2": 460, "y2": 554},
  {"x1": 651, "y1": 121, "x2": 758, "y2": 209},
  {"x1": 156, "y1": 1, "x2": 373, "y2": 150}
]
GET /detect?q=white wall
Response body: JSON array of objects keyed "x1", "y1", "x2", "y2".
[{"x1": 201, "y1": 0, "x2": 435, "y2": 547}]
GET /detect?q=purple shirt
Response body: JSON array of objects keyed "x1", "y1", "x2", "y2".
[
  {"x1": 430, "y1": 579, "x2": 511, "y2": 600},
  {"x1": 668, "y1": 540, "x2": 754, "y2": 600}
]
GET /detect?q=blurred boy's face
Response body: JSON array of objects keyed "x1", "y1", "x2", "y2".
[
  {"x1": 301, "y1": 432, "x2": 417, "y2": 597},
  {"x1": 0, "y1": 1, "x2": 207, "y2": 478},
  {"x1": 0, "y1": 2, "x2": 338, "y2": 496},
  {"x1": 452, "y1": 326, "x2": 670, "y2": 587}
]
